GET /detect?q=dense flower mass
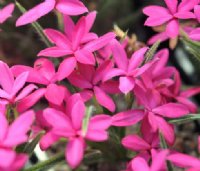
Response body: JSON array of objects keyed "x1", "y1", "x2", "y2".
[{"x1": 1, "y1": 0, "x2": 200, "y2": 170}]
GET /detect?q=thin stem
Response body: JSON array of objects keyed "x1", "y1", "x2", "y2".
[
  {"x1": 22, "y1": 153, "x2": 65, "y2": 171},
  {"x1": 159, "y1": 134, "x2": 174, "y2": 171}
]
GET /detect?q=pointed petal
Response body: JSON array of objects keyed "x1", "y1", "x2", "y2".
[
  {"x1": 12, "y1": 72, "x2": 29, "y2": 97},
  {"x1": 38, "y1": 46, "x2": 73, "y2": 57},
  {"x1": 110, "y1": 39, "x2": 128, "y2": 70},
  {"x1": 44, "y1": 29, "x2": 71, "y2": 49},
  {"x1": 93, "y1": 60, "x2": 113, "y2": 84},
  {"x1": 128, "y1": 47, "x2": 148, "y2": 72},
  {"x1": 57, "y1": 57, "x2": 77, "y2": 81},
  {"x1": 17, "y1": 88, "x2": 46, "y2": 113},
  {"x1": 94, "y1": 86, "x2": 115, "y2": 112},
  {"x1": 85, "y1": 130, "x2": 108, "y2": 142},
  {"x1": 156, "y1": 116, "x2": 175, "y2": 145},
  {"x1": 103, "y1": 68, "x2": 125, "y2": 82},
  {"x1": 71, "y1": 100, "x2": 85, "y2": 130},
  {"x1": 0, "y1": 61, "x2": 14, "y2": 93},
  {"x1": 122, "y1": 135, "x2": 151, "y2": 151},
  {"x1": 167, "y1": 153, "x2": 200, "y2": 168},
  {"x1": 15, "y1": 84, "x2": 37, "y2": 101},
  {"x1": 166, "y1": 19, "x2": 179, "y2": 38},
  {"x1": 178, "y1": 0, "x2": 199, "y2": 12},
  {"x1": 84, "y1": 32, "x2": 116, "y2": 52},
  {"x1": 144, "y1": 15, "x2": 172, "y2": 26},
  {"x1": 16, "y1": 0, "x2": 55, "y2": 26},
  {"x1": 112, "y1": 109, "x2": 145, "y2": 126},
  {"x1": 66, "y1": 138, "x2": 85, "y2": 169},
  {"x1": 174, "y1": 12, "x2": 195, "y2": 19},
  {"x1": 164, "y1": 0, "x2": 178, "y2": 14},
  {"x1": 72, "y1": 17, "x2": 86, "y2": 50},
  {"x1": 152, "y1": 103, "x2": 189, "y2": 118},
  {"x1": 56, "y1": 0, "x2": 88, "y2": 15},
  {"x1": 88, "y1": 115, "x2": 111, "y2": 130},
  {"x1": 0, "y1": 3, "x2": 14, "y2": 24},
  {"x1": 143, "y1": 6, "x2": 171, "y2": 16},
  {"x1": 43, "y1": 108, "x2": 74, "y2": 131},
  {"x1": 84, "y1": 11, "x2": 97, "y2": 34},
  {"x1": 4, "y1": 111, "x2": 34, "y2": 147},
  {"x1": 64, "y1": 15, "x2": 75, "y2": 41}
]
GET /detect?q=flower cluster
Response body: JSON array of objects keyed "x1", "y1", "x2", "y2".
[
  {"x1": 0, "y1": 0, "x2": 200, "y2": 171},
  {"x1": 143, "y1": 0, "x2": 200, "y2": 48}
]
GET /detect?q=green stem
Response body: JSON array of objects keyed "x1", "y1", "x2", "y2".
[
  {"x1": 56, "y1": 10, "x2": 64, "y2": 31},
  {"x1": 159, "y1": 134, "x2": 174, "y2": 171},
  {"x1": 15, "y1": 1, "x2": 52, "y2": 47},
  {"x1": 22, "y1": 153, "x2": 65, "y2": 171}
]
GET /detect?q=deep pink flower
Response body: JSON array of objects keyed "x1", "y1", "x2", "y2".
[
  {"x1": 11, "y1": 58, "x2": 71, "y2": 106},
  {"x1": 16, "y1": 0, "x2": 88, "y2": 26},
  {"x1": 0, "y1": 61, "x2": 38, "y2": 112},
  {"x1": 0, "y1": 3, "x2": 14, "y2": 24},
  {"x1": 0, "y1": 111, "x2": 34, "y2": 169},
  {"x1": 103, "y1": 40, "x2": 156, "y2": 94},
  {"x1": 134, "y1": 85, "x2": 189, "y2": 145},
  {"x1": 40, "y1": 94, "x2": 111, "y2": 168},
  {"x1": 37, "y1": 14, "x2": 115, "y2": 71},
  {"x1": 68, "y1": 61, "x2": 119, "y2": 112},
  {"x1": 143, "y1": 0, "x2": 198, "y2": 38},
  {"x1": 128, "y1": 150, "x2": 169, "y2": 171}
]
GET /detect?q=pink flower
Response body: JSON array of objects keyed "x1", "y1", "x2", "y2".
[
  {"x1": 16, "y1": 0, "x2": 88, "y2": 26},
  {"x1": 0, "y1": 61, "x2": 38, "y2": 112},
  {"x1": 103, "y1": 40, "x2": 155, "y2": 94},
  {"x1": 0, "y1": 111, "x2": 34, "y2": 169},
  {"x1": 128, "y1": 150, "x2": 169, "y2": 171},
  {"x1": 0, "y1": 3, "x2": 14, "y2": 24},
  {"x1": 122, "y1": 133, "x2": 159, "y2": 154},
  {"x1": 40, "y1": 94, "x2": 111, "y2": 168},
  {"x1": 68, "y1": 61, "x2": 119, "y2": 112},
  {"x1": 11, "y1": 58, "x2": 71, "y2": 106},
  {"x1": 38, "y1": 12, "x2": 115, "y2": 69},
  {"x1": 134, "y1": 86, "x2": 189, "y2": 145},
  {"x1": 143, "y1": 0, "x2": 198, "y2": 38}
]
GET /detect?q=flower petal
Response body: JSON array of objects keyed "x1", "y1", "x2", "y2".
[
  {"x1": 16, "y1": 0, "x2": 55, "y2": 26},
  {"x1": 66, "y1": 138, "x2": 85, "y2": 169}
]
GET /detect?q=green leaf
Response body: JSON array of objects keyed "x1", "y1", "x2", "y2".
[
  {"x1": 181, "y1": 34, "x2": 200, "y2": 62},
  {"x1": 169, "y1": 114, "x2": 200, "y2": 124},
  {"x1": 144, "y1": 40, "x2": 161, "y2": 63},
  {"x1": 15, "y1": 1, "x2": 52, "y2": 47},
  {"x1": 82, "y1": 106, "x2": 95, "y2": 136},
  {"x1": 23, "y1": 132, "x2": 44, "y2": 155}
]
